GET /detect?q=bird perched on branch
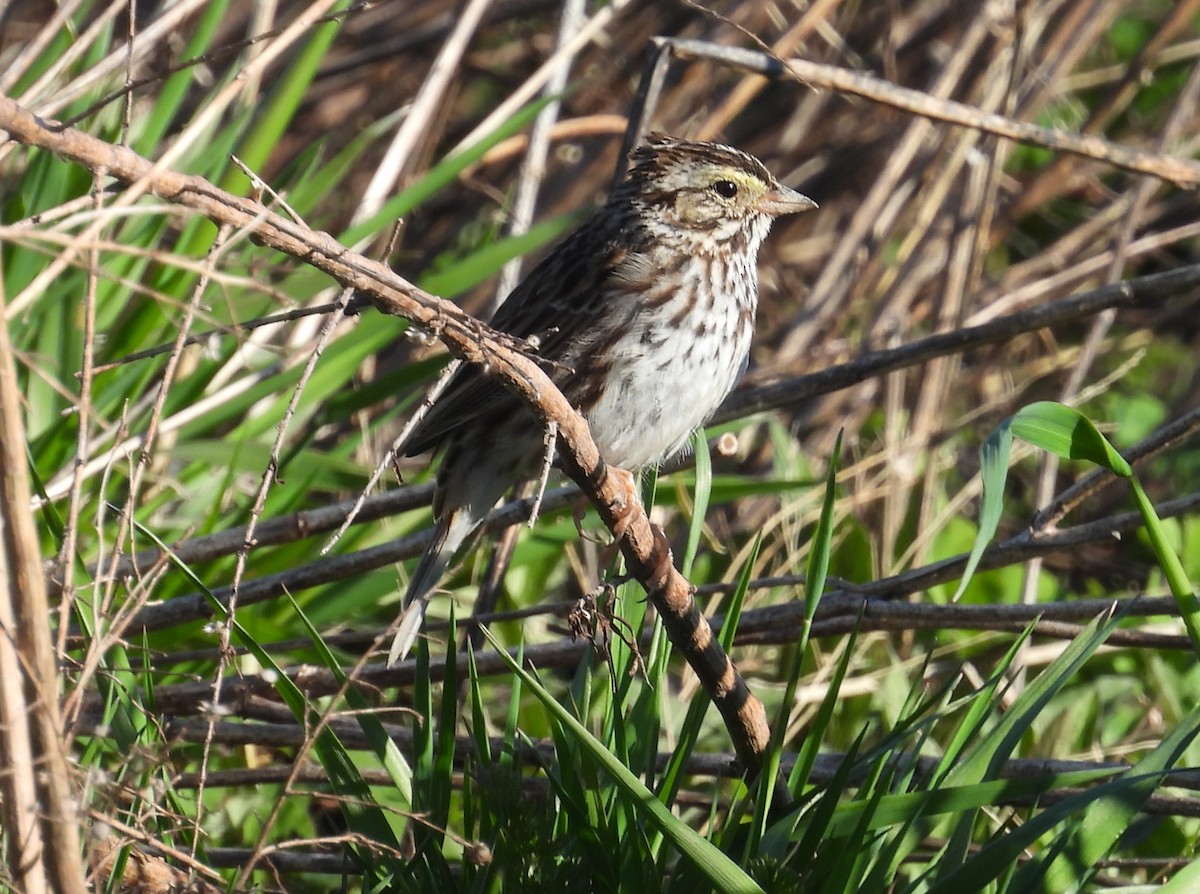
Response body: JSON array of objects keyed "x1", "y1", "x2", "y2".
[{"x1": 388, "y1": 135, "x2": 816, "y2": 665}]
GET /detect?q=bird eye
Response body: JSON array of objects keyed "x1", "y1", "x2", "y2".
[{"x1": 711, "y1": 179, "x2": 738, "y2": 199}]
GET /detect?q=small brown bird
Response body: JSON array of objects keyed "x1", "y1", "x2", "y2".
[{"x1": 388, "y1": 135, "x2": 816, "y2": 664}]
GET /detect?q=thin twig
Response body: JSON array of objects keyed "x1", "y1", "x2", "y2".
[
  {"x1": 322, "y1": 358, "x2": 462, "y2": 555},
  {"x1": 89, "y1": 302, "x2": 341, "y2": 373},
  {"x1": 528, "y1": 421, "x2": 557, "y2": 529},
  {"x1": 54, "y1": 168, "x2": 104, "y2": 656}
]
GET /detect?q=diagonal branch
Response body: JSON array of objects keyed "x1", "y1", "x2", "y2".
[{"x1": 0, "y1": 94, "x2": 773, "y2": 775}]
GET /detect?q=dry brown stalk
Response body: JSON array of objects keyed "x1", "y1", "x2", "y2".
[{"x1": 0, "y1": 225, "x2": 88, "y2": 891}]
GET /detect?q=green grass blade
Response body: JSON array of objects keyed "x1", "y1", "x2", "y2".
[
  {"x1": 924, "y1": 770, "x2": 1184, "y2": 894},
  {"x1": 285, "y1": 591, "x2": 414, "y2": 810},
  {"x1": 1129, "y1": 475, "x2": 1200, "y2": 654},
  {"x1": 481, "y1": 627, "x2": 766, "y2": 894},
  {"x1": 1008, "y1": 400, "x2": 1132, "y2": 475},
  {"x1": 947, "y1": 612, "x2": 1120, "y2": 785},
  {"x1": 783, "y1": 440, "x2": 846, "y2": 799},
  {"x1": 223, "y1": 0, "x2": 352, "y2": 194},
  {"x1": 340, "y1": 98, "x2": 554, "y2": 246},
  {"x1": 1009, "y1": 402, "x2": 1199, "y2": 653},
  {"x1": 788, "y1": 724, "x2": 869, "y2": 864},
  {"x1": 419, "y1": 212, "x2": 582, "y2": 298},
  {"x1": 803, "y1": 430, "x2": 841, "y2": 627},
  {"x1": 1012, "y1": 703, "x2": 1200, "y2": 893},
  {"x1": 787, "y1": 623, "x2": 858, "y2": 796},
  {"x1": 953, "y1": 417, "x2": 1012, "y2": 601},
  {"x1": 655, "y1": 544, "x2": 759, "y2": 812},
  {"x1": 831, "y1": 768, "x2": 1117, "y2": 840},
  {"x1": 131, "y1": 523, "x2": 403, "y2": 875},
  {"x1": 1161, "y1": 857, "x2": 1200, "y2": 892},
  {"x1": 133, "y1": 0, "x2": 230, "y2": 153}
]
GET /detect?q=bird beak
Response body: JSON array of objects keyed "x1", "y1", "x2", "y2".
[{"x1": 759, "y1": 185, "x2": 818, "y2": 217}]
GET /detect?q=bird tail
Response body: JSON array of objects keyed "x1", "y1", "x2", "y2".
[{"x1": 387, "y1": 508, "x2": 477, "y2": 667}]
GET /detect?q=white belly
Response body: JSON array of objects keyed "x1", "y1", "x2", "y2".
[{"x1": 583, "y1": 258, "x2": 755, "y2": 470}]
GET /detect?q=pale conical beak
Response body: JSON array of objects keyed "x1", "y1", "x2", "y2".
[{"x1": 759, "y1": 184, "x2": 818, "y2": 217}]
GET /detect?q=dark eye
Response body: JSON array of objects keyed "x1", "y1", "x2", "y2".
[{"x1": 711, "y1": 179, "x2": 738, "y2": 199}]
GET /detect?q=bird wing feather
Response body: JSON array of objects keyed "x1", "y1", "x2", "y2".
[{"x1": 404, "y1": 221, "x2": 636, "y2": 457}]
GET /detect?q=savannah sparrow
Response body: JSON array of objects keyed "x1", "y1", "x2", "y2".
[{"x1": 388, "y1": 135, "x2": 816, "y2": 665}]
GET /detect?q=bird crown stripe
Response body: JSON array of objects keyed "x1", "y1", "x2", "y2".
[{"x1": 629, "y1": 138, "x2": 773, "y2": 184}]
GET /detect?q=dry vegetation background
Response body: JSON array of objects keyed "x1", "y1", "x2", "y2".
[{"x1": 2, "y1": 0, "x2": 1200, "y2": 891}]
